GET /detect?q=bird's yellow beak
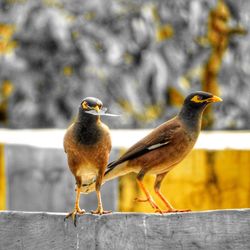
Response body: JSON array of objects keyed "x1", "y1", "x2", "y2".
[
  {"x1": 93, "y1": 105, "x2": 100, "y2": 113},
  {"x1": 207, "y1": 95, "x2": 223, "y2": 103}
]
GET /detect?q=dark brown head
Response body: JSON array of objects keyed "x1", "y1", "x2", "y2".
[
  {"x1": 80, "y1": 97, "x2": 119, "y2": 117},
  {"x1": 179, "y1": 91, "x2": 222, "y2": 130},
  {"x1": 81, "y1": 97, "x2": 104, "y2": 114}
]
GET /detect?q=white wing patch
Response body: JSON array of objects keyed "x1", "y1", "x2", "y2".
[{"x1": 147, "y1": 141, "x2": 170, "y2": 150}]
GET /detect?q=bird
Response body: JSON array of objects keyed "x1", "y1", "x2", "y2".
[
  {"x1": 80, "y1": 91, "x2": 222, "y2": 213},
  {"x1": 64, "y1": 97, "x2": 118, "y2": 225}
]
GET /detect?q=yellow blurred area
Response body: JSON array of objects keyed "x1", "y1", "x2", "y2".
[
  {"x1": 1, "y1": 80, "x2": 14, "y2": 98},
  {"x1": 0, "y1": 80, "x2": 14, "y2": 124},
  {"x1": 0, "y1": 144, "x2": 6, "y2": 210},
  {"x1": 0, "y1": 23, "x2": 17, "y2": 55},
  {"x1": 119, "y1": 100, "x2": 163, "y2": 123},
  {"x1": 63, "y1": 66, "x2": 73, "y2": 76},
  {"x1": 149, "y1": 4, "x2": 174, "y2": 43},
  {"x1": 155, "y1": 24, "x2": 173, "y2": 42},
  {"x1": 42, "y1": 0, "x2": 63, "y2": 8},
  {"x1": 123, "y1": 52, "x2": 134, "y2": 65},
  {"x1": 143, "y1": 105, "x2": 162, "y2": 121},
  {"x1": 119, "y1": 149, "x2": 250, "y2": 212},
  {"x1": 167, "y1": 87, "x2": 184, "y2": 106},
  {"x1": 84, "y1": 11, "x2": 96, "y2": 21}
]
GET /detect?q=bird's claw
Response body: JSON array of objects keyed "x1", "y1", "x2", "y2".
[
  {"x1": 154, "y1": 208, "x2": 163, "y2": 214},
  {"x1": 64, "y1": 208, "x2": 85, "y2": 227},
  {"x1": 161, "y1": 208, "x2": 191, "y2": 213},
  {"x1": 91, "y1": 208, "x2": 112, "y2": 215}
]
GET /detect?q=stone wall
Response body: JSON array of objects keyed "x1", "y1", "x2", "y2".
[{"x1": 0, "y1": 210, "x2": 250, "y2": 250}]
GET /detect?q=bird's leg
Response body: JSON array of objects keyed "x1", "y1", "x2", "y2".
[
  {"x1": 154, "y1": 173, "x2": 191, "y2": 213},
  {"x1": 64, "y1": 185, "x2": 85, "y2": 226},
  {"x1": 135, "y1": 171, "x2": 162, "y2": 213},
  {"x1": 91, "y1": 170, "x2": 111, "y2": 215}
]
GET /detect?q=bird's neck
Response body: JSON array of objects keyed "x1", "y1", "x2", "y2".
[
  {"x1": 77, "y1": 108, "x2": 100, "y2": 124},
  {"x1": 178, "y1": 104, "x2": 205, "y2": 133},
  {"x1": 73, "y1": 109, "x2": 102, "y2": 145}
]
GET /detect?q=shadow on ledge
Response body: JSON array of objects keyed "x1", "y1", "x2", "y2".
[{"x1": 0, "y1": 209, "x2": 250, "y2": 250}]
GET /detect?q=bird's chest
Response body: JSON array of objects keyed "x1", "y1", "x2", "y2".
[
  {"x1": 73, "y1": 130, "x2": 111, "y2": 163},
  {"x1": 65, "y1": 122, "x2": 111, "y2": 181},
  {"x1": 74, "y1": 123, "x2": 102, "y2": 146}
]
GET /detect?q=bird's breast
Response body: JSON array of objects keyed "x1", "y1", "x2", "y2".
[{"x1": 73, "y1": 122, "x2": 103, "y2": 146}]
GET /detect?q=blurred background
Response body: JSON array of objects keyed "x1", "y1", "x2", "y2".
[{"x1": 0, "y1": 0, "x2": 250, "y2": 213}]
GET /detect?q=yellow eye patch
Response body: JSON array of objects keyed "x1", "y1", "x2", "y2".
[
  {"x1": 191, "y1": 95, "x2": 208, "y2": 103},
  {"x1": 82, "y1": 101, "x2": 89, "y2": 109}
]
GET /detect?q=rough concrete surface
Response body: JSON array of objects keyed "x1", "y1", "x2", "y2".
[{"x1": 0, "y1": 209, "x2": 249, "y2": 250}]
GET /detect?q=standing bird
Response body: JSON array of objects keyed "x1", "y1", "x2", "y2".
[
  {"x1": 81, "y1": 91, "x2": 222, "y2": 213},
  {"x1": 64, "y1": 97, "x2": 118, "y2": 225}
]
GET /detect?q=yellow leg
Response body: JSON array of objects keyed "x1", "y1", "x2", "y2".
[
  {"x1": 91, "y1": 190, "x2": 111, "y2": 215},
  {"x1": 91, "y1": 169, "x2": 111, "y2": 215},
  {"x1": 64, "y1": 186, "x2": 85, "y2": 226},
  {"x1": 154, "y1": 173, "x2": 191, "y2": 213},
  {"x1": 155, "y1": 190, "x2": 174, "y2": 210},
  {"x1": 135, "y1": 179, "x2": 162, "y2": 213},
  {"x1": 155, "y1": 190, "x2": 190, "y2": 213}
]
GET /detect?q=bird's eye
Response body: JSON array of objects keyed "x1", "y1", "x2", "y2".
[
  {"x1": 82, "y1": 101, "x2": 89, "y2": 110},
  {"x1": 191, "y1": 95, "x2": 204, "y2": 103}
]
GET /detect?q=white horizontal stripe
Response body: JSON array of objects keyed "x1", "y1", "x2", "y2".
[{"x1": 0, "y1": 129, "x2": 249, "y2": 150}]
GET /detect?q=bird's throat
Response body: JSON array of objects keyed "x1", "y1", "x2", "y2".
[
  {"x1": 74, "y1": 110, "x2": 102, "y2": 146},
  {"x1": 178, "y1": 104, "x2": 204, "y2": 133}
]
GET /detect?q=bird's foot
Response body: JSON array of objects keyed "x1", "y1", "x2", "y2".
[
  {"x1": 154, "y1": 208, "x2": 163, "y2": 214},
  {"x1": 91, "y1": 207, "x2": 112, "y2": 215},
  {"x1": 161, "y1": 208, "x2": 191, "y2": 213},
  {"x1": 64, "y1": 208, "x2": 85, "y2": 227},
  {"x1": 135, "y1": 197, "x2": 162, "y2": 213}
]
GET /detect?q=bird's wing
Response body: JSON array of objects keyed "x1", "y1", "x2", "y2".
[{"x1": 106, "y1": 117, "x2": 181, "y2": 173}]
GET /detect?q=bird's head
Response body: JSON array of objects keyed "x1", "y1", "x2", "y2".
[
  {"x1": 81, "y1": 97, "x2": 104, "y2": 114},
  {"x1": 178, "y1": 91, "x2": 223, "y2": 126},
  {"x1": 80, "y1": 97, "x2": 119, "y2": 117},
  {"x1": 183, "y1": 91, "x2": 223, "y2": 108}
]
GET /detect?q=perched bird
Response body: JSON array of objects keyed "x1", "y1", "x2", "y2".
[
  {"x1": 81, "y1": 91, "x2": 222, "y2": 213},
  {"x1": 64, "y1": 97, "x2": 118, "y2": 225}
]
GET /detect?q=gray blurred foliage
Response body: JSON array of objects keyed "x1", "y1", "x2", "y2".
[{"x1": 0, "y1": 0, "x2": 249, "y2": 129}]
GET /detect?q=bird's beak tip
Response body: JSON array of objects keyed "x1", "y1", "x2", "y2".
[
  {"x1": 210, "y1": 95, "x2": 223, "y2": 103},
  {"x1": 94, "y1": 106, "x2": 101, "y2": 113}
]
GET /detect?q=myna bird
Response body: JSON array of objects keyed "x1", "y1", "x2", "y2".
[
  {"x1": 81, "y1": 91, "x2": 222, "y2": 213},
  {"x1": 64, "y1": 97, "x2": 119, "y2": 225}
]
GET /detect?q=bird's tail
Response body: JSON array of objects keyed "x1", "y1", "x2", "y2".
[{"x1": 79, "y1": 161, "x2": 134, "y2": 194}]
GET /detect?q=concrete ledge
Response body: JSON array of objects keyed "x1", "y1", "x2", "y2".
[{"x1": 0, "y1": 209, "x2": 250, "y2": 250}]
